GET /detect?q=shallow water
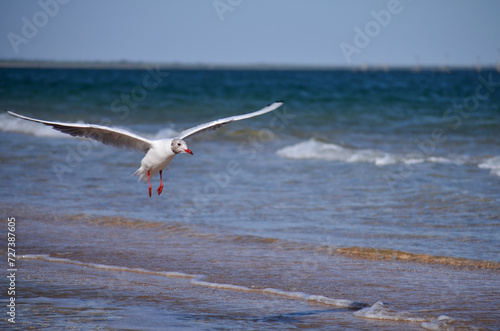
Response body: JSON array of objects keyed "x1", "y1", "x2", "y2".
[
  {"x1": 2, "y1": 205, "x2": 498, "y2": 330},
  {"x1": 1, "y1": 68, "x2": 500, "y2": 329}
]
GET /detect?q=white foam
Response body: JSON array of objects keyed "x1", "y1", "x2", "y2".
[
  {"x1": 420, "y1": 315, "x2": 476, "y2": 330},
  {"x1": 276, "y1": 139, "x2": 486, "y2": 170},
  {"x1": 21, "y1": 254, "x2": 50, "y2": 259},
  {"x1": 307, "y1": 295, "x2": 367, "y2": 308},
  {"x1": 276, "y1": 139, "x2": 400, "y2": 165},
  {"x1": 353, "y1": 301, "x2": 428, "y2": 322},
  {"x1": 262, "y1": 288, "x2": 366, "y2": 308},
  {"x1": 420, "y1": 315, "x2": 454, "y2": 330},
  {"x1": 20, "y1": 254, "x2": 196, "y2": 279},
  {"x1": 20, "y1": 254, "x2": 366, "y2": 309},
  {"x1": 478, "y1": 156, "x2": 500, "y2": 177},
  {"x1": 191, "y1": 279, "x2": 254, "y2": 292},
  {"x1": 427, "y1": 156, "x2": 454, "y2": 164}
]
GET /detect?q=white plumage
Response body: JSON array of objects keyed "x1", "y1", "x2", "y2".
[{"x1": 8, "y1": 101, "x2": 283, "y2": 196}]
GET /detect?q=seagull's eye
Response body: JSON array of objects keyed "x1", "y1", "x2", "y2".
[{"x1": 177, "y1": 143, "x2": 181, "y2": 146}]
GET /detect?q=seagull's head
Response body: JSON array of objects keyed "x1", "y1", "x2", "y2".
[{"x1": 171, "y1": 138, "x2": 193, "y2": 155}]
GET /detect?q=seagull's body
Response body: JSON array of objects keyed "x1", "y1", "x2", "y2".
[
  {"x1": 134, "y1": 139, "x2": 176, "y2": 182},
  {"x1": 8, "y1": 101, "x2": 283, "y2": 196}
]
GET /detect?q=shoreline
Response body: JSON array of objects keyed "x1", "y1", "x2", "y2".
[
  {"x1": 59, "y1": 213, "x2": 500, "y2": 271},
  {"x1": 6, "y1": 201, "x2": 499, "y2": 271},
  {"x1": 334, "y1": 246, "x2": 500, "y2": 270}
]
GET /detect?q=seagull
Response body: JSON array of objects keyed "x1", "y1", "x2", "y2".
[{"x1": 8, "y1": 101, "x2": 283, "y2": 197}]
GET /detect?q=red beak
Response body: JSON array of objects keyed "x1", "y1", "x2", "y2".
[{"x1": 184, "y1": 148, "x2": 193, "y2": 155}]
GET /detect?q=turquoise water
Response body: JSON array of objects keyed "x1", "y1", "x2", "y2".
[{"x1": 1, "y1": 68, "x2": 499, "y2": 329}]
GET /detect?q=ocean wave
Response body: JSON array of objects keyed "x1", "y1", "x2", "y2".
[
  {"x1": 275, "y1": 139, "x2": 468, "y2": 166},
  {"x1": 355, "y1": 302, "x2": 478, "y2": 329},
  {"x1": 420, "y1": 315, "x2": 475, "y2": 331},
  {"x1": 276, "y1": 139, "x2": 402, "y2": 165},
  {"x1": 353, "y1": 301, "x2": 427, "y2": 322},
  {"x1": 276, "y1": 139, "x2": 500, "y2": 177},
  {"x1": 478, "y1": 156, "x2": 500, "y2": 177}
]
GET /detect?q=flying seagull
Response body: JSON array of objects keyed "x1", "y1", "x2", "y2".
[{"x1": 8, "y1": 101, "x2": 283, "y2": 197}]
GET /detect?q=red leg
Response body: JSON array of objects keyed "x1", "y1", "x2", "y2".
[
  {"x1": 157, "y1": 170, "x2": 163, "y2": 196},
  {"x1": 147, "y1": 170, "x2": 152, "y2": 197}
]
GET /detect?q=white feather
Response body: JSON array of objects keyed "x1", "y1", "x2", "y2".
[{"x1": 7, "y1": 101, "x2": 284, "y2": 195}]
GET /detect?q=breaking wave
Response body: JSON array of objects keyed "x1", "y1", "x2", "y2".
[
  {"x1": 353, "y1": 301, "x2": 427, "y2": 322},
  {"x1": 478, "y1": 156, "x2": 500, "y2": 177},
  {"x1": 276, "y1": 139, "x2": 500, "y2": 177},
  {"x1": 276, "y1": 139, "x2": 402, "y2": 165}
]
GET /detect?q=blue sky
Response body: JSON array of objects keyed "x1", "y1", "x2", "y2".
[{"x1": 1, "y1": 0, "x2": 499, "y2": 67}]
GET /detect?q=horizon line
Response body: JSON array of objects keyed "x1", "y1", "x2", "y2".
[{"x1": 0, "y1": 59, "x2": 498, "y2": 72}]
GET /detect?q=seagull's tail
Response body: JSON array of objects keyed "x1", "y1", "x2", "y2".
[{"x1": 132, "y1": 167, "x2": 148, "y2": 183}]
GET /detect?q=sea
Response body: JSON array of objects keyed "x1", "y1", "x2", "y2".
[{"x1": 1, "y1": 66, "x2": 499, "y2": 330}]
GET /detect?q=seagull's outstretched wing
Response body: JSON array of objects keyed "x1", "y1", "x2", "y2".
[
  {"x1": 176, "y1": 101, "x2": 283, "y2": 140},
  {"x1": 7, "y1": 111, "x2": 152, "y2": 153}
]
